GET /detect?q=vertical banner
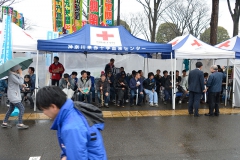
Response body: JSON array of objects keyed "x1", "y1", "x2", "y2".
[
  {"x1": 46, "y1": 31, "x2": 59, "y2": 66},
  {"x1": 0, "y1": 6, "x2": 12, "y2": 65},
  {"x1": 73, "y1": 0, "x2": 82, "y2": 31},
  {"x1": 54, "y1": 0, "x2": 63, "y2": 34},
  {"x1": 63, "y1": 0, "x2": 73, "y2": 34},
  {"x1": 88, "y1": 0, "x2": 100, "y2": 26},
  {"x1": 101, "y1": 0, "x2": 114, "y2": 26},
  {"x1": 19, "y1": 13, "x2": 24, "y2": 29}
]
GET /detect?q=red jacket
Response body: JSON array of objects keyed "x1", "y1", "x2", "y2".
[{"x1": 49, "y1": 62, "x2": 65, "y2": 80}]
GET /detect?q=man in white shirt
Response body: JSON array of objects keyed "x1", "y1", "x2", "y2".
[{"x1": 178, "y1": 70, "x2": 188, "y2": 104}]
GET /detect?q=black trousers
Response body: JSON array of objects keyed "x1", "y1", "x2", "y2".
[
  {"x1": 208, "y1": 92, "x2": 220, "y2": 115},
  {"x1": 52, "y1": 79, "x2": 59, "y2": 86},
  {"x1": 188, "y1": 91, "x2": 202, "y2": 116}
]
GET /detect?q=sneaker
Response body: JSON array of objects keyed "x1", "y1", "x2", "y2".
[
  {"x1": 154, "y1": 103, "x2": 159, "y2": 107},
  {"x1": 1, "y1": 123, "x2": 12, "y2": 128},
  {"x1": 17, "y1": 124, "x2": 29, "y2": 129},
  {"x1": 125, "y1": 99, "x2": 129, "y2": 103},
  {"x1": 179, "y1": 100, "x2": 182, "y2": 104},
  {"x1": 105, "y1": 103, "x2": 109, "y2": 108},
  {"x1": 149, "y1": 103, "x2": 154, "y2": 107}
]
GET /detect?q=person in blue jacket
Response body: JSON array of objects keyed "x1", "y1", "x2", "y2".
[
  {"x1": 129, "y1": 72, "x2": 144, "y2": 106},
  {"x1": 36, "y1": 86, "x2": 107, "y2": 160}
]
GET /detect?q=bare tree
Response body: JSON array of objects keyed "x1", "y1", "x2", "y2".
[
  {"x1": 227, "y1": 0, "x2": 240, "y2": 36},
  {"x1": 161, "y1": 0, "x2": 210, "y2": 37},
  {"x1": 210, "y1": 0, "x2": 219, "y2": 45},
  {"x1": 136, "y1": 0, "x2": 174, "y2": 42},
  {"x1": 0, "y1": 0, "x2": 17, "y2": 6}
]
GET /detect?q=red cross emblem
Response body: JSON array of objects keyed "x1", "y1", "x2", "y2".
[
  {"x1": 219, "y1": 41, "x2": 230, "y2": 48},
  {"x1": 96, "y1": 31, "x2": 114, "y2": 41},
  {"x1": 191, "y1": 40, "x2": 201, "y2": 46},
  {"x1": 171, "y1": 40, "x2": 178, "y2": 46}
]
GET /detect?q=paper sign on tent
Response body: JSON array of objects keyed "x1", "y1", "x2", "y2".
[{"x1": 90, "y1": 27, "x2": 122, "y2": 46}]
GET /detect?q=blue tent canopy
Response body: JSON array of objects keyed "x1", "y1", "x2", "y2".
[{"x1": 37, "y1": 24, "x2": 172, "y2": 57}]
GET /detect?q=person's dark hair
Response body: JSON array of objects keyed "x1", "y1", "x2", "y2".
[
  {"x1": 24, "y1": 75, "x2": 30, "y2": 79},
  {"x1": 135, "y1": 72, "x2": 140, "y2": 77},
  {"x1": 156, "y1": 69, "x2": 160, "y2": 72},
  {"x1": 81, "y1": 70, "x2": 86, "y2": 75},
  {"x1": 204, "y1": 72, "x2": 209, "y2": 77},
  {"x1": 148, "y1": 72, "x2": 154, "y2": 78},
  {"x1": 196, "y1": 62, "x2": 203, "y2": 68},
  {"x1": 86, "y1": 71, "x2": 91, "y2": 76},
  {"x1": 110, "y1": 58, "x2": 115, "y2": 62},
  {"x1": 120, "y1": 67, "x2": 124, "y2": 70},
  {"x1": 163, "y1": 70, "x2": 168, "y2": 74},
  {"x1": 176, "y1": 70, "x2": 179, "y2": 73},
  {"x1": 36, "y1": 86, "x2": 67, "y2": 111},
  {"x1": 132, "y1": 70, "x2": 136, "y2": 75},
  {"x1": 217, "y1": 65, "x2": 221, "y2": 69},
  {"x1": 29, "y1": 67, "x2": 35, "y2": 73},
  {"x1": 138, "y1": 70, "x2": 142, "y2": 74},
  {"x1": 182, "y1": 70, "x2": 186, "y2": 73},
  {"x1": 54, "y1": 56, "x2": 59, "y2": 61},
  {"x1": 63, "y1": 73, "x2": 69, "y2": 78},
  {"x1": 71, "y1": 71, "x2": 77, "y2": 76}
]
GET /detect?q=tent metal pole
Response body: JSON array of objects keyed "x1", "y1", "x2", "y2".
[
  {"x1": 225, "y1": 59, "x2": 229, "y2": 106},
  {"x1": 34, "y1": 50, "x2": 39, "y2": 112},
  {"x1": 173, "y1": 58, "x2": 177, "y2": 110},
  {"x1": 171, "y1": 52, "x2": 174, "y2": 109},
  {"x1": 232, "y1": 64, "x2": 236, "y2": 108}
]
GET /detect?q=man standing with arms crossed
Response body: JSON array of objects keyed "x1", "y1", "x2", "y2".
[
  {"x1": 205, "y1": 65, "x2": 224, "y2": 116},
  {"x1": 188, "y1": 62, "x2": 206, "y2": 117},
  {"x1": 49, "y1": 56, "x2": 65, "y2": 86}
]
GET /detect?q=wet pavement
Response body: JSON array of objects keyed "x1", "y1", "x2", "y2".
[{"x1": 1, "y1": 115, "x2": 240, "y2": 160}]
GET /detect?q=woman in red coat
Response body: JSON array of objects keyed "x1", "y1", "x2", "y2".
[{"x1": 49, "y1": 56, "x2": 65, "y2": 86}]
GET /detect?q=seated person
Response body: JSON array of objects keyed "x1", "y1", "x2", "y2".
[
  {"x1": 178, "y1": 70, "x2": 188, "y2": 104},
  {"x1": 115, "y1": 71, "x2": 129, "y2": 102},
  {"x1": 154, "y1": 69, "x2": 162, "y2": 96},
  {"x1": 143, "y1": 72, "x2": 158, "y2": 107},
  {"x1": 96, "y1": 74, "x2": 110, "y2": 108},
  {"x1": 59, "y1": 73, "x2": 75, "y2": 91},
  {"x1": 87, "y1": 71, "x2": 95, "y2": 102},
  {"x1": 115, "y1": 67, "x2": 124, "y2": 80},
  {"x1": 160, "y1": 70, "x2": 169, "y2": 88},
  {"x1": 70, "y1": 71, "x2": 78, "y2": 91},
  {"x1": 129, "y1": 72, "x2": 144, "y2": 106},
  {"x1": 201, "y1": 72, "x2": 209, "y2": 103},
  {"x1": 21, "y1": 75, "x2": 34, "y2": 109},
  {"x1": 163, "y1": 77, "x2": 172, "y2": 105},
  {"x1": 115, "y1": 76, "x2": 128, "y2": 107},
  {"x1": 106, "y1": 71, "x2": 115, "y2": 102},
  {"x1": 78, "y1": 70, "x2": 91, "y2": 103},
  {"x1": 128, "y1": 70, "x2": 136, "y2": 85}
]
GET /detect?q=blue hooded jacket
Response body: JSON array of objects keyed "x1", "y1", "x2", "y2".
[{"x1": 51, "y1": 99, "x2": 107, "y2": 160}]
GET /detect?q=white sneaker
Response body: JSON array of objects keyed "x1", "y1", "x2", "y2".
[
  {"x1": 126, "y1": 99, "x2": 129, "y2": 103},
  {"x1": 179, "y1": 100, "x2": 182, "y2": 104},
  {"x1": 149, "y1": 103, "x2": 154, "y2": 107},
  {"x1": 154, "y1": 103, "x2": 159, "y2": 107}
]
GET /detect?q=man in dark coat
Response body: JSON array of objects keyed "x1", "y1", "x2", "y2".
[{"x1": 188, "y1": 62, "x2": 206, "y2": 117}]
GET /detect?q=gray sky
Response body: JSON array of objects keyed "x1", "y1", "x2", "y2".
[{"x1": 12, "y1": 0, "x2": 236, "y2": 39}]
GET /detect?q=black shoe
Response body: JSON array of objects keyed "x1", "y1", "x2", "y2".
[
  {"x1": 194, "y1": 114, "x2": 200, "y2": 117},
  {"x1": 205, "y1": 113, "x2": 214, "y2": 117},
  {"x1": 189, "y1": 112, "x2": 193, "y2": 115},
  {"x1": 137, "y1": 103, "x2": 142, "y2": 106},
  {"x1": 130, "y1": 104, "x2": 134, "y2": 107},
  {"x1": 214, "y1": 113, "x2": 219, "y2": 116}
]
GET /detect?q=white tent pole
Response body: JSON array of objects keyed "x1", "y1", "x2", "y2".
[
  {"x1": 232, "y1": 64, "x2": 236, "y2": 108},
  {"x1": 147, "y1": 58, "x2": 149, "y2": 73},
  {"x1": 34, "y1": 50, "x2": 39, "y2": 112},
  {"x1": 173, "y1": 58, "x2": 177, "y2": 110},
  {"x1": 225, "y1": 59, "x2": 229, "y2": 106},
  {"x1": 64, "y1": 53, "x2": 66, "y2": 70},
  {"x1": 171, "y1": 52, "x2": 174, "y2": 109}
]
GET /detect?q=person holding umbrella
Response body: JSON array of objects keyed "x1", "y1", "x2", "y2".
[{"x1": 0, "y1": 58, "x2": 32, "y2": 129}]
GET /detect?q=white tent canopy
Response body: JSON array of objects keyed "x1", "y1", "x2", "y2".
[
  {"x1": 0, "y1": 22, "x2": 37, "y2": 52},
  {"x1": 169, "y1": 34, "x2": 235, "y2": 59}
]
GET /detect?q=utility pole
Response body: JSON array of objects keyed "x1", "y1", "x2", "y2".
[
  {"x1": 210, "y1": 0, "x2": 219, "y2": 45},
  {"x1": 117, "y1": 0, "x2": 120, "y2": 25}
]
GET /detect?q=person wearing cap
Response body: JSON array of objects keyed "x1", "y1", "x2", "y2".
[
  {"x1": 96, "y1": 74, "x2": 110, "y2": 108},
  {"x1": 1, "y1": 65, "x2": 29, "y2": 129},
  {"x1": 78, "y1": 70, "x2": 91, "y2": 103},
  {"x1": 59, "y1": 73, "x2": 75, "y2": 91},
  {"x1": 104, "y1": 58, "x2": 115, "y2": 74},
  {"x1": 87, "y1": 71, "x2": 95, "y2": 103},
  {"x1": 205, "y1": 65, "x2": 224, "y2": 117},
  {"x1": 21, "y1": 74, "x2": 35, "y2": 109},
  {"x1": 49, "y1": 56, "x2": 65, "y2": 86},
  {"x1": 188, "y1": 62, "x2": 206, "y2": 117}
]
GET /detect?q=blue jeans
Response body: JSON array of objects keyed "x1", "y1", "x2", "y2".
[
  {"x1": 78, "y1": 92, "x2": 91, "y2": 103},
  {"x1": 3, "y1": 102, "x2": 25, "y2": 124},
  {"x1": 130, "y1": 89, "x2": 143, "y2": 105},
  {"x1": 110, "y1": 87, "x2": 115, "y2": 101},
  {"x1": 164, "y1": 89, "x2": 172, "y2": 101},
  {"x1": 144, "y1": 89, "x2": 158, "y2": 103},
  {"x1": 90, "y1": 87, "x2": 95, "y2": 100},
  {"x1": 97, "y1": 91, "x2": 110, "y2": 104}
]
